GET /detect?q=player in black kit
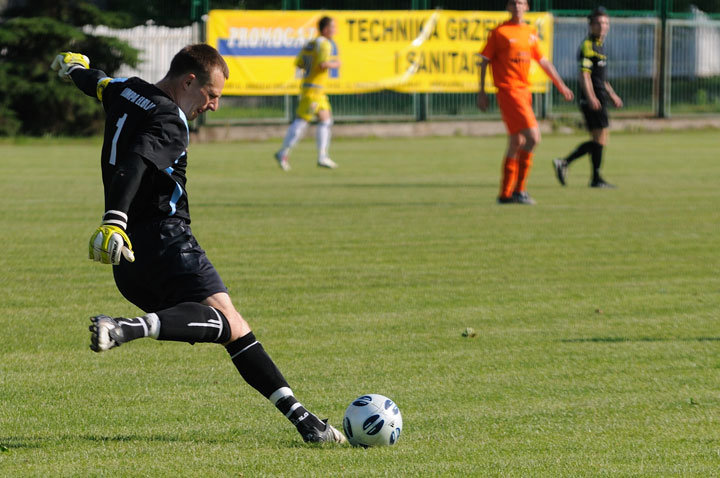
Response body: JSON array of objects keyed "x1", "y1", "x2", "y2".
[
  {"x1": 553, "y1": 6, "x2": 623, "y2": 188},
  {"x1": 50, "y1": 45, "x2": 345, "y2": 444}
]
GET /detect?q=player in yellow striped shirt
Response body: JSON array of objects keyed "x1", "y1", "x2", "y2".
[{"x1": 275, "y1": 16, "x2": 340, "y2": 171}]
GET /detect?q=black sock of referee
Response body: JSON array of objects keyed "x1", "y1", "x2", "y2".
[
  {"x1": 564, "y1": 140, "x2": 595, "y2": 165},
  {"x1": 225, "y1": 333, "x2": 325, "y2": 435},
  {"x1": 591, "y1": 142, "x2": 604, "y2": 182}
]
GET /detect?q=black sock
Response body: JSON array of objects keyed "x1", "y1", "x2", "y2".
[
  {"x1": 155, "y1": 302, "x2": 231, "y2": 344},
  {"x1": 274, "y1": 395, "x2": 324, "y2": 432},
  {"x1": 226, "y1": 334, "x2": 325, "y2": 434},
  {"x1": 591, "y1": 142, "x2": 604, "y2": 182},
  {"x1": 225, "y1": 332, "x2": 292, "y2": 398},
  {"x1": 565, "y1": 141, "x2": 595, "y2": 165},
  {"x1": 114, "y1": 316, "x2": 153, "y2": 342}
]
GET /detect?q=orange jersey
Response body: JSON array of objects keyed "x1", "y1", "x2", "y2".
[{"x1": 481, "y1": 21, "x2": 544, "y2": 90}]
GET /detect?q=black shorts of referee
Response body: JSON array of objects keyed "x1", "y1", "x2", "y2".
[
  {"x1": 580, "y1": 98, "x2": 609, "y2": 131},
  {"x1": 113, "y1": 217, "x2": 228, "y2": 312}
]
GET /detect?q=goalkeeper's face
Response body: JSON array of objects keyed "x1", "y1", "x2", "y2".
[{"x1": 180, "y1": 67, "x2": 226, "y2": 120}]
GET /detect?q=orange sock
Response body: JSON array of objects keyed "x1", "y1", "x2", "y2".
[
  {"x1": 515, "y1": 150, "x2": 534, "y2": 193},
  {"x1": 500, "y1": 156, "x2": 519, "y2": 198}
]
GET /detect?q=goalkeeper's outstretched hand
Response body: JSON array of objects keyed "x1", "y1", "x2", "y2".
[
  {"x1": 50, "y1": 52, "x2": 90, "y2": 81},
  {"x1": 89, "y1": 225, "x2": 135, "y2": 265}
]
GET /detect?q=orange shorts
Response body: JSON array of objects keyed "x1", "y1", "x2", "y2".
[{"x1": 497, "y1": 88, "x2": 537, "y2": 135}]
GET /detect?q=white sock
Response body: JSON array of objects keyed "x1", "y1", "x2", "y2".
[
  {"x1": 143, "y1": 313, "x2": 161, "y2": 339},
  {"x1": 279, "y1": 119, "x2": 308, "y2": 156},
  {"x1": 316, "y1": 119, "x2": 332, "y2": 161},
  {"x1": 269, "y1": 387, "x2": 293, "y2": 405}
]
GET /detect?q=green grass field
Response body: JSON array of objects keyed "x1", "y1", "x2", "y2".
[{"x1": 1, "y1": 130, "x2": 719, "y2": 476}]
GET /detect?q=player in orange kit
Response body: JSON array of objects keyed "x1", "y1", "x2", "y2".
[{"x1": 478, "y1": 0, "x2": 574, "y2": 204}]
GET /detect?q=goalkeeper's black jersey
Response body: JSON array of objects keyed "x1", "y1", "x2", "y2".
[{"x1": 98, "y1": 76, "x2": 191, "y2": 227}]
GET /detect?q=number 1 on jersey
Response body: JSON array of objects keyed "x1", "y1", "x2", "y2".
[{"x1": 109, "y1": 113, "x2": 128, "y2": 165}]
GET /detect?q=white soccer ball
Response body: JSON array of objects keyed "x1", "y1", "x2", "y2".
[{"x1": 343, "y1": 394, "x2": 403, "y2": 447}]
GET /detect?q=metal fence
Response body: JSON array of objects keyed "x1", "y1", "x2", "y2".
[
  {"x1": 83, "y1": 24, "x2": 196, "y2": 83},
  {"x1": 87, "y1": 12, "x2": 720, "y2": 124},
  {"x1": 666, "y1": 17, "x2": 720, "y2": 115}
]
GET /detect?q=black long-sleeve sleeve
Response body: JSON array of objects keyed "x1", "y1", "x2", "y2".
[
  {"x1": 101, "y1": 152, "x2": 149, "y2": 229},
  {"x1": 69, "y1": 68, "x2": 108, "y2": 100}
]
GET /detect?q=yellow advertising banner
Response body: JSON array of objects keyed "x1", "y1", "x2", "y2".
[{"x1": 207, "y1": 10, "x2": 554, "y2": 95}]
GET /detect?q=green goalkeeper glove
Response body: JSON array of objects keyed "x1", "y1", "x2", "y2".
[
  {"x1": 50, "y1": 52, "x2": 90, "y2": 81},
  {"x1": 89, "y1": 225, "x2": 135, "y2": 265}
]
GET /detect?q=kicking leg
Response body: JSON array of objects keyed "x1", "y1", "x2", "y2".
[{"x1": 206, "y1": 292, "x2": 345, "y2": 443}]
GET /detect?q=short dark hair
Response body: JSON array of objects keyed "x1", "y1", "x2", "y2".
[
  {"x1": 588, "y1": 6, "x2": 608, "y2": 23},
  {"x1": 167, "y1": 44, "x2": 229, "y2": 84},
  {"x1": 318, "y1": 16, "x2": 333, "y2": 32}
]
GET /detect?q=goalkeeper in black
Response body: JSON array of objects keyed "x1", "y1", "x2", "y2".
[
  {"x1": 553, "y1": 6, "x2": 623, "y2": 188},
  {"x1": 51, "y1": 45, "x2": 345, "y2": 444}
]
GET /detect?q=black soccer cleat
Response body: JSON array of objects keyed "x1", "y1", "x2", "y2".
[
  {"x1": 590, "y1": 178, "x2": 616, "y2": 189},
  {"x1": 512, "y1": 191, "x2": 537, "y2": 205},
  {"x1": 497, "y1": 196, "x2": 516, "y2": 204},
  {"x1": 89, "y1": 315, "x2": 127, "y2": 352},
  {"x1": 553, "y1": 158, "x2": 567, "y2": 186},
  {"x1": 301, "y1": 419, "x2": 347, "y2": 444}
]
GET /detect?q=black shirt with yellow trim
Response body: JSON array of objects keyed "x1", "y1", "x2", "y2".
[{"x1": 577, "y1": 34, "x2": 607, "y2": 102}]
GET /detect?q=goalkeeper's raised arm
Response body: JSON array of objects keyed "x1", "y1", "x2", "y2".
[
  {"x1": 52, "y1": 51, "x2": 139, "y2": 264},
  {"x1": 51, "y1": 51, "x2": 113, "y2": 101}
]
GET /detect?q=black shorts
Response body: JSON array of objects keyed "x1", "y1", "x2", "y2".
[
  {"x1": 580, "y1": 102, "x2": 609, "y2": 131},
  {"x1": 113, "y1": 218, "x2": 228, "y2": 312}
]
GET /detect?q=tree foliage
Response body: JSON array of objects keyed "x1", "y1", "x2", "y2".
[
  {"x1": 100, "y1": 0, "x2": 283, "y2": 27},
  {"x1": 0, "y1": 0, "x2": 291, "y2": 135},
  {"x1": 0, "y1": 1, "x2": 138, "y2": 135}
]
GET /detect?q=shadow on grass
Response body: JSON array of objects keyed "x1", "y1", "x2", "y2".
[
  {"x1": 0, "y1": 433, "x2": 235, "y2": 449},
  {"x1": 0, "y1": 434, "x2": 340, "y2": 451},
  {"x1": 80, "y1": 433, "x2": 193, "y2": 443},
  {"x1": 561, "y1": 336, "x2": 720, "y2": 343},
  {"x1": 0, "y1": 440, "x2": 44, "y2": 450},
  {"x1": 196, "y1": 200, "x2": 475, "y2": 209},
  {"x1": 320, "y1": 182, "x2": 493, "y2": 189}
]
